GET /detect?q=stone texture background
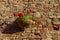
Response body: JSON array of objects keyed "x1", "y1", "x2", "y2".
[{"x1": 0, "y1": 0, "x2": 60, "y2": 40}]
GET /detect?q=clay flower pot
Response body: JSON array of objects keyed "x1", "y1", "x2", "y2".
[
  {"x1": 16, "y1": 18, "x2": 35, "y2": 28},
  {"x1": 13, "y1": 12, "x2": 35, "y2": 28},
  {"x1": 15, "y1": 16, "x2": 30, "y2": 28}
]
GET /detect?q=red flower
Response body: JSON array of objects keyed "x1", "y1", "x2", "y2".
[
  {"x1": 29, "y1": 9, "x2": 33, "y2": 13},
  {"x1": 13, "y1": 13, "x2": 17, "y2": 16},
  {"x1": 27, "y1": 9, "x2": 33, "y2": 13},
  {"x1": 18, "y1": 12, "x2": 24, "y2": 17}
]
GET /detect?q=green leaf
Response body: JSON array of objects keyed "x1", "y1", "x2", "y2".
[
  {"x1": 17, "y1": 13, "x2": 30, "y2": 21},
  {"x1": 22, "y1": 14, "x2": 30, "y2": 21}
]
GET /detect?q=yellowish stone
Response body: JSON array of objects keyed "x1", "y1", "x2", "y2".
[
  {"x1": 49, "y1": 16, "x2": 57, "y2": 18},
  {"x1": 57, "y1": 16, "x2": 60, "y2": 18},
  {"x1": 34, "y1": 12, "x2": 41, "y2": 18}
]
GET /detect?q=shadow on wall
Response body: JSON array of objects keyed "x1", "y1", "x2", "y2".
[{"x1": 2, "y1": 18, "x2": 29, "y2": 34}]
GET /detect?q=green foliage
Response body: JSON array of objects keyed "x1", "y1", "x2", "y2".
[{"x1": 18, "y1": 14, "x2": 30, "y2": 21}]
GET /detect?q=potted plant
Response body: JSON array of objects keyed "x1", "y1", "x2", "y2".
[{"x1": 13, "y1": 12, "x2": 35, "y2": 28}]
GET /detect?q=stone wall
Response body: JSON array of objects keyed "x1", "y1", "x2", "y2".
[{"x1": 0, "y1": 0, "x2": 60, "y2": 40}]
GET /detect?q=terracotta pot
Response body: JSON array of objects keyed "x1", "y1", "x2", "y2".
[{"x1": 15, "y1": 18, "x2": 30, "y2": 28}]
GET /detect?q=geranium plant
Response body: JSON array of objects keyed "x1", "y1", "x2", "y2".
[
  {"x1": 13, "y1": 12, "x2": 35, "y2": 25},
  {"x1": 14, "y1": 12, "x2": 30, "y2": 21}
]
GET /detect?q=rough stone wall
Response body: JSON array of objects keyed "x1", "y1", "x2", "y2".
[{"x1": 0, "y1": 0, "x2": 60, "y2": 40}]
